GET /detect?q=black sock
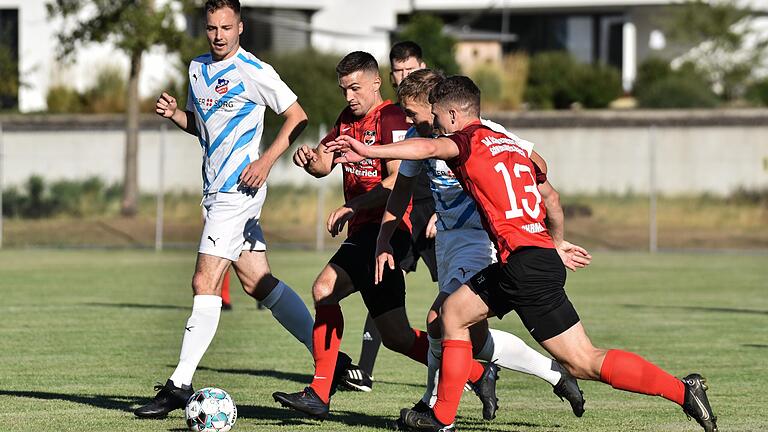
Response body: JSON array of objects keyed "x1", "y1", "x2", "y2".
[{"x1": 358, "y1": 313, "x2": 381, "y2": 376}]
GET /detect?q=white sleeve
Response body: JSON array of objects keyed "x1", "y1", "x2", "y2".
[
  {"x1": 185, "y1": 63, "x2": 196, "y2": 112},
  {"x1": 398, "y1": 159, "x2": 424, "y2": 177},
  {"x1": 480, "y1": 118, "x2": 535, "y2": 156},
  {"x1": 241, "y1": 60, "x2": 298, "y2": 115}
]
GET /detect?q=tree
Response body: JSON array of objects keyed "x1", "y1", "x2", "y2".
[
  {"x1": 396, "y1": 14, "x2": 460, "y2": 75},
  {"x1": 47, "y1": 0, "x2": 192, "y2": 216},
  {"x1": 663, "y1": 0, "x2": 768, "y2": 101}
]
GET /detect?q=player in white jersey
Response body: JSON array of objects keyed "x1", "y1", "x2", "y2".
[
  {"x1": 367, "y1": 69, "x2": 592, "y2": 418},
  {"x1": 135, "y1": 0, "x2": 316, "y2": 418}
]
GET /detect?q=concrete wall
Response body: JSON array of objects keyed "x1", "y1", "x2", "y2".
[
  {"x1": 0, "y1": 115, "x2": 339, "y2": 194},
  {"x1": 1, "y1": 110, "x2": 766, "y2": 195},
  {"x1": 489, "y1": 109, "x2": 768, "y2": 195}
]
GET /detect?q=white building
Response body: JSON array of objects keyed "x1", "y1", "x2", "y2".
[{"x1": 1, "y1": 0, "x2": 766, "y2": 112}]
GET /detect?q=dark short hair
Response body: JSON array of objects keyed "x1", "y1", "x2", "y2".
[
  {"x1": 389, "y1": 41, "x2": 423, "y2": 65},
  {"x1": 397, "y1": 69, "x2": 444, "y2": 105},
  {"x1": 336, "y1": 51, "x2": 379, "y2": 77},
  {"x1": 429, "y1": 75, "x2": 481, "y2": 116},
  {"x1": 205, "y1": 0, "x2": 241, "y2": 15}
]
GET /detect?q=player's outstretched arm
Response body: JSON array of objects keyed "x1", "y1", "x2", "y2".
[
  {"x1": 327, "y1": 135, "x2": 460, "y2": 163},
  {"x1": 375, "y1": 173, "x2": 417, "y2": 285},
  {"x1": 293, "y1": 141, "x2": 335, "y2": 178},
  {"x1": 240, "y1": 101, "x2": 308, "y2": 188},
  {"x1": 156, "y1": 92, "x2": 197, "y2": 136}
]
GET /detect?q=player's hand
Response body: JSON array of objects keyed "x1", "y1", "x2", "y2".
[
  {"x1": 156, "y1": 92, "x2": 177, "y2": 118},
  {"x1": 292, "y1": 145, "x2": 317, "y2": 168},
  {"x1": 239, "y1": 158, "x2": 272, "y2": 189},
  {"x1": 326, "y1": 135, "x2": 368, "y2": 164},
  {"x1": 374, "y1": 239, "x2": 395, "y2": 285},
  {"x1": 425, "y1": 213, "x2": 438, "y2": 239},
  {"x1": 327, "y1": 205, "x2": 355, "y2": 237},
  {"x1": 556, "y1": 240, "x2": 592, "y2": 271}
]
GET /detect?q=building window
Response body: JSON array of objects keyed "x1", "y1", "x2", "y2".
[
  {"x1": 186, "y1": 7, "x2": 313, "y2": 56},
  {"x1": 0, "y1": 8, "x2": 19, "y2": 110}
]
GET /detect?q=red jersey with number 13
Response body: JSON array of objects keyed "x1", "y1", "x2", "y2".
[
  {"x1": 321, "y1": 100, "x2": 412, "y2": 235},
  {"x1": 446, "y1": 120, "x2": 553, "y2": 263}
]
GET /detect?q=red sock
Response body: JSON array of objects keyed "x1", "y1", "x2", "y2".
[
  {"x1": 600, "y1": 349, "x2": 685, "y2": 405},
  {"x1": 405, "y1": 328, "x2": 429, "y2": 365},
  {"x1": 220, "y1": 272, "x2": 231, "y2": 305},
  {"x1": 433, "y1": 339, "x2": 473, "y2": 425},
  {"x1": 468, "y1": 360, "x2": 485, "y2": 383},
  {"x1": 309, "y1": 304, "x2": 344, "y2": 403}
]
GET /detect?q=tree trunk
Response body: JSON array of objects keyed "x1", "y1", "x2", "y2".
[{"x1": 121, "y1": 50, "x2": 142, "y2": 216}]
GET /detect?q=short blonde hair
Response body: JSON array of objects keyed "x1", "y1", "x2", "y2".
[{"x1": 396, "y1": 69, "x2": 444, "y2": 105}]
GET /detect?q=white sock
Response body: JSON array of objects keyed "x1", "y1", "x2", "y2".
[
  {"x1": 422, "y1": 335, "x2": 442, "y2": 405},
  {"x1": 170, "y1": 295, "x2": 222, "y2": 387},
  {"x1": 478, "y1": 329, "x2": 561, "y2": 386},
  {"x1": 260, "y1": 280, "x2": 313, "y2": 353}
]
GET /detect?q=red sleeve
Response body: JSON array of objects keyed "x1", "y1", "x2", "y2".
[
  {"x1": 532, "y1": 161, "x2": 547, "y2": 184},
  {"x1": 446, "y1": 129, "x2": 472, "y2": 165},
  {"x1": 379, "y1": 105, "x2": 410, "y2": 145}
]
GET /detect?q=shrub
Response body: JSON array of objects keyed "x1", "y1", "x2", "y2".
[
  {"x1": 1, "y1": 176, "x2": 120, "y2": 218},
  {"x1": 525, "y1": 51, "x2": 622, "y2": 109},
  {"x1": 1, "y1": 186, "x2": 24, "y2": 217},
  {"x1": 47, "y1": 85, "x2": 85, "y2": 113},
  {"x1": 637, "y1": 75, "x2": 720, "y2": 108},
  {"x1": 85, "y1": 66, "x2": 126, "y2": 113},
  {"x1": 46, "y1": 66, "x2": 127, "y2": 114},
  {"x1": 470, "y1": 63, "x2": 503, "y2": 109},
  {"x1": 635, "y1": 58, "x2": 720, "y2": 108},
  {"x1": 499, "y1": 53, "x2": 529, "y2": 110},
  {"x1": 745, "y1": 78, "x2": 768, "y2": 106},
  {"x1": 575, "y1": 63, "x2": 623, "y2": 108},
  {"x1": 525, "y1": 52, "x2": 579, "y2": 109},
  {"x1": 633, "y1": 57, "x2": 673, "y2": 97},
  {"x1": 728, "y1": 186, "x2": 768, "y2": 207}
]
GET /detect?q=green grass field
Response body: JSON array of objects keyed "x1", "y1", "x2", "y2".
[{"x1": 0, "y1": 249, "x2": 766, "y2": 431}]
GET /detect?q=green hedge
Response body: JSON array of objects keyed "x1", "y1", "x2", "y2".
[
  {"x1": 524, "y1": 52, "x2": 622, "y2": 109},
  {"x1": 2, "y1": 176, "x2": 121, "y2": 218},
  {"x1": 635, "y1": 58, "x2": 720, "y2": 108}
]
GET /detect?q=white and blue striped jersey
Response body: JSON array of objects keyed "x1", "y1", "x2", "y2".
[
  {"x1": 398, "y1": 119, "x2": 534, "y2": 231},
  {"x1": 186, "y1": 47, "x2": 297, "y2": 194}
]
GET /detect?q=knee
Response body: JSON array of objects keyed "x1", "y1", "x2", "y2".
[
  {"x1": 560, "y1": 349, "x2": 605, "y2": 380},
  {"x1": 439, "y1": 297, "x2": 467, "y2": 331},
  {"x1": 312, "y1": 281, "x2": 335, "y2": 305},
  {"x1": 191, "y1": 273, "x2": 215, "y2": 295},
  {"x1": 243, "y1": 272, "x2": 277, "y2": 299}
]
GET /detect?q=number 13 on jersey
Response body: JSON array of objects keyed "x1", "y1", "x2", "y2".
[{"x1": 494, "y1": 162, "x2": 542, "y2": 220}]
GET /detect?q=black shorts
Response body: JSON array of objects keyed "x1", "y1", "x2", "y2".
[
  {"x1": 400, "y1": 199, "x2": 438, "y2": 282},
  {"x1": 329, "y1": 224, "x2": 412, "y2": 318},
  {"x1": 467, "y1": 247, "x2": 580, "y2": 343}
]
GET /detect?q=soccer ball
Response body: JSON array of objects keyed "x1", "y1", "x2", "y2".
[{"x1": 184, "y1": 387, "x2": 237, "y2": 432}]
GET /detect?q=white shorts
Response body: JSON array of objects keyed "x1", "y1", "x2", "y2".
[
  {"x1": 435, "y1": 228, "x2": 497, "y2": 294},
  {"x1": 199, "y1": 188, "x2": 267, "y2": 261}
]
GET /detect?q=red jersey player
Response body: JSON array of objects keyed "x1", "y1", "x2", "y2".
[
  {"x1": 327, "y1": 76, "x2": 718, "y2": 432},
  {"x1": 272, "y1": 52, "x2": 500, "y2": 421}
]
